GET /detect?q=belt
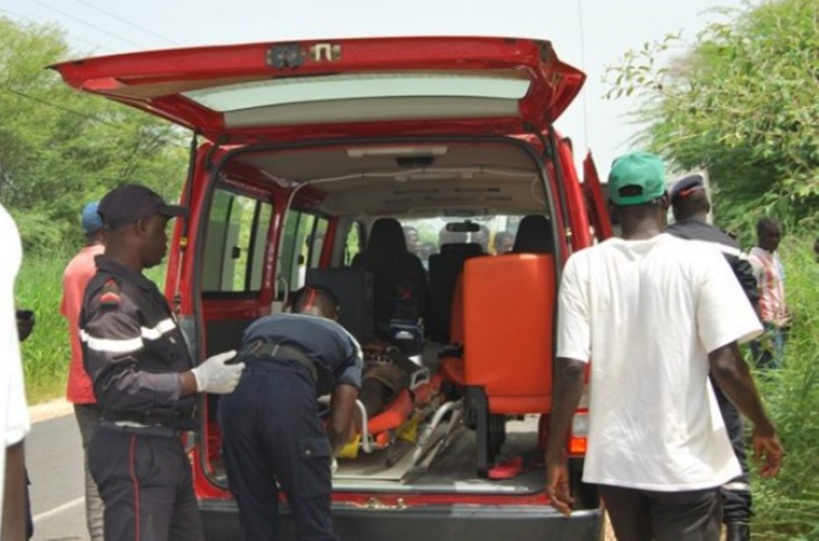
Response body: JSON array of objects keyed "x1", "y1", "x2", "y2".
[
  {"x1": 244, "y1": 341, "x2": 318, "y2": 382},
  {"x1": 102, "y1": 409, "x2": 192, "y2": 430},
  {"x1": 101, "y1": 420, "x2": 182, "y2": 438}
]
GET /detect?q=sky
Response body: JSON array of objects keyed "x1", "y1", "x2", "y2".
[{"x1": 6, "y1": 0, "x2": 746, "y2": 179}]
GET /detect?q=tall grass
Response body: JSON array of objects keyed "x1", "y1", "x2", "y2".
[
  {"x1": 15, "y1": 251, "x2": 73, "y2": 404},
  {"x1": 751, "y1": 236, "x2": 819, "y2": 540}
]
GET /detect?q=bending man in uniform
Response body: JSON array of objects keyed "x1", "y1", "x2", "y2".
[
  {"x1": 666, "y1": 174, "x2": 758, "y2": 541},
  {"x1": 81, "y1": 184, "x2": 245, "y2": 541},
  {"x1": 219, "y1": 286, "x2": 361, "y2": 541}
]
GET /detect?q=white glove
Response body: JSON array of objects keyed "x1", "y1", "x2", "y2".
[
  {"x1": 331, "y1": 457, "x2": 338, "y2": 475},
  {"x1": 191, "y1": 350, "x2": 244, "y2": 394}
]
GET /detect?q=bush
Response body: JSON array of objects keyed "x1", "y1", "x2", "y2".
[{"x1": 751, "y1": 236, "x2": 819, "y2": 539}]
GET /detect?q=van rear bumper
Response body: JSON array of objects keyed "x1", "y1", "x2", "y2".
[{"x1": 200, "y1": 500, "x2": 604, "y2": 541}]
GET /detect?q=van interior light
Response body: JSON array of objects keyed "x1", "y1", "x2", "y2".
[{"x1": 347, "y1": 146, "x2": 448, "y2": 158}]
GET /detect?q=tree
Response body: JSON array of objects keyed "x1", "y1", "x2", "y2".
[
  {"x1": 0, "y1": 17, "x2": 187, "y2": 254},
  {"x1": 606, "y1": 0, "x2": 818, "y2": 235}
]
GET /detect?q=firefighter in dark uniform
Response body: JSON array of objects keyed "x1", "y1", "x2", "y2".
[
  {"x1": 80, "y1": 184, "x2": 245, "y2": 541},
  {"x1": 218, "y1": 286, "x2": 361, "y2": 541},
  {"x1": 666, "y1": 174, "x2": 758, "y2": 541}
]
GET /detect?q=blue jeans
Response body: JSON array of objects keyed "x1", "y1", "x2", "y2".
[{"x1": 750, "y1": 323, "x2": 786, "y2": 369}]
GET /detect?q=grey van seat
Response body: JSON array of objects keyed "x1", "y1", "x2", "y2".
[
  {"x1": 351, "y1": 218, "x2": 429, "y2": 334},
  {"x1": 513, "y1": 215, "x2": 554, "y2": 254},
  {"x1": 427, "y1": 243, "x2": 484, "y2": 343}
]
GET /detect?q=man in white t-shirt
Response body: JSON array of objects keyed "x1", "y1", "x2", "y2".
[
  {"x1": 1, "y1": 203, "x2": 31, "y2": 540},
  {"x1": 546, "y1": 152, "x2": 783, "y2": 541}
]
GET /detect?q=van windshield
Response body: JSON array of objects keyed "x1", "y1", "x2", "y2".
[{"x1": 399, "y1": 215, "x2": 525, "y2": 265}]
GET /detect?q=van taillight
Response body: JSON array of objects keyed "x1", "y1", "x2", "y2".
[{"x1": 568, "y1": 409, "x2": 589, "y2": 455}]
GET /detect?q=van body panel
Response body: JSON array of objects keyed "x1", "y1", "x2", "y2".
[{"x1": 199, "y1": 500, "x2": 604, "y2": 541}]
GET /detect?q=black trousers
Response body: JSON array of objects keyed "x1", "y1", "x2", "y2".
[
  {"x1": 713, "y1": 382, "x2": 752, "y2": 523},
  {"x1": 600, "y1": 485, "x2": 722, "y2": 541},
  {"x1": 218, "y1": 361, "x2": 338, "y2": 541},
  {"x1": 88, "y1": 424, "x2": 204, "y2": 541}
]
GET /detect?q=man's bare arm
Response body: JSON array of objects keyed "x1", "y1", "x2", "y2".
[
  {"x1": 709, "y1": 343, "x2": 773, "y2": 433},
  {"x1": 545, "y1": 357, "x2": 586, "y2": 515},
  {"x1": 709, "y1": 342, "x2": 783, "y2": 477},
  {"x1": 546, "y1": 358, "x2": 586, "y2": 460}
]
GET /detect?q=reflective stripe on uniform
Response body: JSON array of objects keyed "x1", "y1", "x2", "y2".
[
  {"x1": 714, "y1": 243, "x2": 749, "y2": 261},
  {"x1": 81, "y1": 330, "x2": 144, "y2": 354},
  {"x1": 140, "y1": 318, "x2": 176, "y2": 341}
]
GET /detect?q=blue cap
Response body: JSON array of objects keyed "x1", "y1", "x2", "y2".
[
  {"x1": 670, "y1": 174, "x2": 706, "y2": 204},
  {"x1": 82, "y1": 201, "x2": 103, "y2": 234}
]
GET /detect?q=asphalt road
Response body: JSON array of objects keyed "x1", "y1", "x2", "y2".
[{"x1": 27, "y1": 413, "x2": 89, "y2": 541}]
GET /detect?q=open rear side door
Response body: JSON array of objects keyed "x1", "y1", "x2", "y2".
[{"x1": 583, "y1": 151, "x2": 612, "y2": 241}]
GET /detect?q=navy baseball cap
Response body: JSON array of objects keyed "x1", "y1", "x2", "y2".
[
  {"x1": 608, "y1": 152, "x2": 667, "y2": 206},
  {"x1": 98, "y1": 184, "x2": 187, "y2": 230},
  {"x1": 670, "y1": 174, "x2": 706, "y2": 204},
  {"x1": 81, "y1": 201, "x2": 103, "y2": 234}
]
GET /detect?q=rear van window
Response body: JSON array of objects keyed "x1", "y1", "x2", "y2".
[{"x1": 202, "y1": 188, "x2": 273, "y2": 294}]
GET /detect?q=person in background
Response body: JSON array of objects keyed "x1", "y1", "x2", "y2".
[
  {"x1": 748, "y1": 218, "x2": 789, "y2": 369},
  {"x1": 547, "y1": 152, "x2": 783, "y2": 541},
  {"x1": 81, "y1": 184, "x2": 244, "y2": 541},
  {"x1": 218, "y1": 286, "x2": 361, "y2": 541},
  {"x1": 1, "y1": 202, "x2": 31, "y2": 541},
  {"x1": 403, "y1": 226, "x2": 421, "y2": 256},
  {"x1": 60, "y1": 201, "x2": 106, "y2": 541},
  {"x1": 667, "y1": 175, "x2": 758, "y2": 541},
  {"x1": 493, "y1": 231, "x2": 514, "y2": 255}
]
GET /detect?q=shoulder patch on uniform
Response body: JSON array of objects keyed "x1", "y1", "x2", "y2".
[{"x1": 99, "y1": 278, "x2": 122, "y2": 310}]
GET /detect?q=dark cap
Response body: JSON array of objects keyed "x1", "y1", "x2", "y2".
[
  {"x1": 98, "y1": 184, "x2": 187, "y2": 230},
  {"x1": 670, "y1": 174, "x2": 706, "y2": 204}
]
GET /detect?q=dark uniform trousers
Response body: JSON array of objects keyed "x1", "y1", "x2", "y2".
[
  {"x1": 218, "y1": 360, "x2": 338, "y2": 541},
  {"x1": 713, "y1": 382, "x2": 752, "y2": 523},
  {"x1": 599, "y1": 485, "x2": 722, "y2": 541},
  {"x1": 89, "y1": 424, "x2": 204, "y2": 541}
]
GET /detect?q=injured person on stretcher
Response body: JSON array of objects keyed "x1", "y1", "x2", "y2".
[{"x1": 319, "y1": 339, "x2": 463, "y2": 478}]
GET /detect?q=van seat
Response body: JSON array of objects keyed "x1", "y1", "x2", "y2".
[
  {"x1": 352, "y1": 218, "x2": 429, "y2": 334},
  {"x1": 462, "y1": 254, "x2": 555, "y2": 414},
  {"x1": 427, "y1": 243, "x2": 484, "y2": 342}
]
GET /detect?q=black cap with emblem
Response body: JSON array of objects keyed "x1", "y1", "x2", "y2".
[{"x1": 98, "y1": 184, "x2": 188, "y2": 231}]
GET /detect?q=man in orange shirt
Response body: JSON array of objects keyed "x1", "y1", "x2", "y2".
[{"x1": 60, "y1": 201, "x2": 105, "y2": 541}]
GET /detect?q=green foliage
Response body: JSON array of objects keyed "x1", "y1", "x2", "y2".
[
  {"x1": 0, "y1": 17, "x2": 188, "y2": 255},
  {"x1": 605, "y1": 0, "x2": 819, "y2": 231},
  {"x1": 15, "y1": 251, "x2": 72, "y2": 404},
  {"x1": 750, "y1": 237, "x2": 819, "y2": 539}
]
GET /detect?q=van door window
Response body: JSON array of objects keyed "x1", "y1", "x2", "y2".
[
  {"x1": 343, "y1": 221, "x2": 364, "y2": 265},
  {"x1": 202, "y1": 188, "x2": 273, "y2": 294},
  {"x1": 309, "y1": 218, "x2": 328, "y2": 268},
  {"x1": 279, "y1": 211, "x2": 327, "y2": 292}
]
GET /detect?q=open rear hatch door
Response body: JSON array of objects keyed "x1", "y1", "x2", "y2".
[{"x1": 52, "y1": 36, "x2": 585, "y2": 144}]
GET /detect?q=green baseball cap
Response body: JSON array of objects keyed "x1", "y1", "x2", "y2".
[{"x1": 607, "y1": 152, "x2": 667, "y2": 206}]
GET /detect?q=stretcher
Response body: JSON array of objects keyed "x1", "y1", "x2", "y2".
[{"x1": 320, "y1": 366, "x2": 463, "y2": 475}]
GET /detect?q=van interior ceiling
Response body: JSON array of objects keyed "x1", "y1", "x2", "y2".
[
  {"x1": 200, "y1": 138, "x2": 560, "y2": 495},
  {"x1": 225, "y1": 140, "x2": 549, "y2": 218}
]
